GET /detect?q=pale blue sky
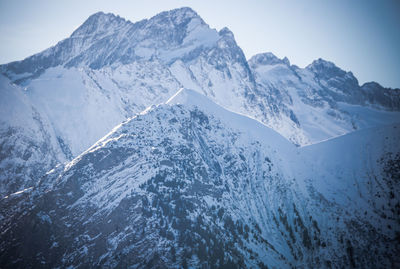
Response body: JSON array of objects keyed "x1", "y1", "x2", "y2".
[{"x1": 0, "y1": 0, "x2": 399, "y2": 88}]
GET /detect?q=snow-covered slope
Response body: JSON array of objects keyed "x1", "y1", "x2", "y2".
[
  {"x1": 249, "y1": 53, "x2": 400, "y2": 144},
  {"x1": 297, "y1": 123, "x2": 400, "y2": 267},
  {"x1": 23, "y1": 62, "x2": 181, "y2": 157},
  {"x1": 1, "y1": 8, "x2": 398, "y2": 160},
  {"x1": 1, "y1": 89, "x2": 398, "y2": 268},
  {"x1": 0, "y1": 8, "x2": 262, "y2": 155},
  {"x1": 0, "y1": 89, "x2": 296, "y2": 267},
  {"x1": 0, "y1": 75, "x2": 66, "y2": 196},
  {"x1": 300, "y1": 123, "x2": 400, "y2": 224},
  {"x1": 2, "y1": 8, "x2": 397, "y2": 161}
]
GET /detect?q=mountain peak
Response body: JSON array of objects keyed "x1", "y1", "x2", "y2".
[
  {"x1": 361, "y1": 81, "x2": 382, "y2": 89},
  {"x1": 150, "y1": 7, "x2": 202, "y2": 25},
  {"x1": 306, "y1": 58, "x2": 358, "y2": 83},
  {"x1": 219, "y1": 27, "x2": 234, "y2": 38},
  {"x1": 88, "y1": 11, "x2": 112, "y2": 19},
  {"x1": 71, "y1": 11, "x2": 129, "y2": 37},
  {"x1": 306, "y1": 58, "x2": 337, "y2": 70},
  {"x1": 165, "y1": 7, "x2": 199, "y2": 18},
  {"x1": 1, "y1": 7, "x2": 218, "y2": 79},
  {"x1": 248, "y1": 52, "x2": 290, "y2": 67}
]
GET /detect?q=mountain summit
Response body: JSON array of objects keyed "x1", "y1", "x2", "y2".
[{"x1": 1, "y1": 7, "x2": 218, "y2": 81}]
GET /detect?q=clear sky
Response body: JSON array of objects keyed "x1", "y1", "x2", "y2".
[{"x1": 0, "y1": 0, "x2": 399, "y2": 88}]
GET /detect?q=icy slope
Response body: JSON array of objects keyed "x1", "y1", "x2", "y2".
[
  {"x1": 1, "y1": 89, "x2": 398, "y2": 268},
  {"x1": 0, "y1": 60, "x2": 181, "y2": 194},
  {"x1": 24, "y1": 62, "x2": 181, "y2": 157},
  {"x1": 293, "y1": 123, "x2": 400, "y2": 268},
  {"x1": 0, "y1": 75, "x2": 66, "y2": 196},
  {"x1": 299, "y1": 123, "x2": 400, "y2": 239}
]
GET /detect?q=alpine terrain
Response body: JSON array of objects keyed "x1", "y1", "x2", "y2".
[{"x1": 0, "y1": 7, "x2": 399, "y2": 268}]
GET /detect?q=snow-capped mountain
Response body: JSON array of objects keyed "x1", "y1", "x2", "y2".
[
  {"x1": 1, "y1": 7, "x2": 397, "y2": 159},
  {"x1": 249, "y1": 53, "x2": 400, "y2": 144},
  {"x1": 1, "y1": 89, "x2": 398, "y2": 268},
  {"x1": 0, "y1": 7, "x2": 259, "y2": 194},
  {"x1": 0, "y1": 7, "x2": 399, "y2": 268},
  {"x1": 1, "y1": 8, "x2": 261, "y2": 156}
]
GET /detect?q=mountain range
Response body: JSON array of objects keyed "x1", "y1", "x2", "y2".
[{"x1": 0, "y1": 7, "x2": 399, "y2": 268}]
